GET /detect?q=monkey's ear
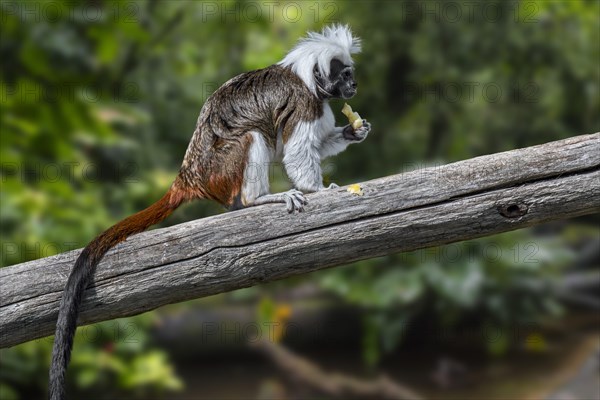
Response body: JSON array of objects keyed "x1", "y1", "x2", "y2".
[{"x1": 313, "y1": 65, "x2": 323, "y2": 78}]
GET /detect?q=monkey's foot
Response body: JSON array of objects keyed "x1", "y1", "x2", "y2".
[
  {"x1": 326, "y1": 183, "x2": 339, "y2": 189},
  {"x1": 252, "y1": 189, "x2": 308, "y2": 213}
]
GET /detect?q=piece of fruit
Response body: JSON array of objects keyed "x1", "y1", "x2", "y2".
[
  {"x1": 342, "y1": 103, "x2": 363, "y2": 129},
  {"x1": 347, "y1": 183, "x2": 364, "y2": 196}
]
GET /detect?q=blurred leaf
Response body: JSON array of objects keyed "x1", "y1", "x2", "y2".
[
  {"x1": 0, "y1": 383, "x2": 19, "y2": 400},
  {"x1": 76, "y1": 368, "x2": 99, "y2": 389},
  {"x1": 485, "y1": 323, "x2": 510, "y2": 357}
]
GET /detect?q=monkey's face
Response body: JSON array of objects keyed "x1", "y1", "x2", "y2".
[{"x1": 315, "y1": 59, "x2": 358, "y2": 99}]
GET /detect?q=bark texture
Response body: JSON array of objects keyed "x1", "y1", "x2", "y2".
[{"x1": 1, "y1": 133, "x2": 598, "y2": 348}]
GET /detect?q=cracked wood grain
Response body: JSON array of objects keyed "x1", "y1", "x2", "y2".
[{"x1": 1, "y1": 133, "x2": 599, "y2": 348}]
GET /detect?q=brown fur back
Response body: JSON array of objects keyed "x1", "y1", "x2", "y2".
[{"x1": 177, "y1": 65, "x2": 323, "y2": 208}]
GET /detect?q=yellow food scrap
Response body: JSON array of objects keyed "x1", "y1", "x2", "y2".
[
  {"x1": 347, "y1": 183, "x2": 364, "y2": 196},
  {"x1": 341, "y1": 103, "x2": 363, "y2": 129}
]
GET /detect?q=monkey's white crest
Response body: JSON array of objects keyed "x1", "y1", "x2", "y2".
[{"x1": 279, "y1": 24, "x2": 361, "y2": 95}]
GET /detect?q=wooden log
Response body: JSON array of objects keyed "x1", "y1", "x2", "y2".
[{"x1": 1, "y1": 133, "x2": 598, "y2": 348}]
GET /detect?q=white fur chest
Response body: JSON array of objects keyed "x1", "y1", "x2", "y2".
[
  {"x1": 314, "y1": 102, "x2": 336, "y2": 140},
  {"x1": 279, "y1": 102, "x2": 335, "y2": 159},
  {"x1": 281, "y1": 102, "x2": 337, "y2": 192}
]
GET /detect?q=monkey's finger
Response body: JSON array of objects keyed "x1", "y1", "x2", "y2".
[
  {"x1": 285, "y1": 197, "x2": 294, "y2": 213},
  {"x1": 287, "y1": 192, "x2": 303, "y2": 210},
  {"x1": 292, "y1": 192, "x2": 308, "y2": 205},
  {"x1": 289, "y1": 190, "x2": 308, "y2": 205},
  {"x1": 291, "y1": 196, "x2": 304, "y2": 211}
]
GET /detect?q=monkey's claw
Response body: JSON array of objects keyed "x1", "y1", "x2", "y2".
[{"x1": 283, "y1": 189, "x2": 308, "y2": 213}]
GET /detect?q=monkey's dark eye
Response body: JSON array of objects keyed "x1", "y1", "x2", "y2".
[{"x1": 341, "y1": 69, "x2": 354, "y2": 81}]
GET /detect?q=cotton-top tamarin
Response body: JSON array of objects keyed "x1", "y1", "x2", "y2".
[{"x1": 49, "y1": 24, "x2": 371, "y2": 399}]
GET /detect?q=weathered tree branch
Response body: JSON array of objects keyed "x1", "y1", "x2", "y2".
[
  {"x1": 253, "y1": 339, "x2": 423, "y2": 400},
  {"x1": 1, "y1": 133, "x2": 598, "y2": 348}
]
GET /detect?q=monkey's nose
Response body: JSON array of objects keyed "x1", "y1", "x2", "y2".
[{"x1": 351, "y1": 81, "x2": 358, "y2": 89}]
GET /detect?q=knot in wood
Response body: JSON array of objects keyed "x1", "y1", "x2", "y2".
[{"x1": 498, "y1": 203, "x2": 528, "y2": 218}]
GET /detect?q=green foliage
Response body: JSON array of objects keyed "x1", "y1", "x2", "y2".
[
  {"x1": 1, "y1": 0, "x2": 598, "y2": 394},
  {"x1": 0, "y1": 383, "x2": 18, "y2": 400},
  {"x1": 0, "y1": 2, "x2": 327, "y2": 396},
  {"x1": 320, "y1": 230, "x2": 578, "y2": 365},
  {"x1": 332, "y1": 0, "x2": 599, "y2": 181},
  {"x1": 313, "y1": 0, "x2": 599, "y2": 368},
  {"x1": 0, "y1": 315, "x2": 182, "y2": 399}
]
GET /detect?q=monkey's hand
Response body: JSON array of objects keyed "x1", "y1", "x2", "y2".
[{"x1": 342, "y1": 120, "x2": 371, "y2": 142}]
